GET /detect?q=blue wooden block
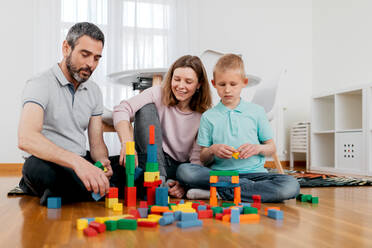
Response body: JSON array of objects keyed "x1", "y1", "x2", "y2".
[
  {"x1": 179, "y1": 200, "x2": 184, "y2": 204},
  {"x1": 163, "y1": 212, "x2": 174, "y2": 217},
  {"x1": 159, "y1": 215, "x2": 175, "y2": 226},
  {"x1": 85, "y1": 218, "x2": 95, "y2": 224},
  {"x1": 47, "y1": 197, "x2": 61, "y2": 209},
  {"x1": 174, "y1": 211, "x2": 182, "y2": 221},
  {"x1": 91, "y1": 192, "x2": 103, "y2": 201},
  {"x1": 177, "y1": 220, "x2": 203, "y2": 228},
  {"x1": 138, "y1": 208, "x2": 148, "y2": 218},
  {"x1": 147, "y1": 144, "x2": 157, "y2": 163},
  {"x1": 197, "y1": 205, "x2": 207, "y2": 211},
  {"x1": 181, "y1": 212, "x2": 198, "y2": 222},
  {"x1": 268, "y1": 209, "x2": 283, "y2": 220},
  {"x1": 210, "y1": 182, "x2": 240, "y2": 188},
  {"x1": 155, "y1": 187, "x2": 168, "y2": 206},
  {"x1": 240, "y1": 203, "x2": 251, "y2": 207},
  {"x1": 230, "y1": 208, "x2": 240, "y2": 223}
]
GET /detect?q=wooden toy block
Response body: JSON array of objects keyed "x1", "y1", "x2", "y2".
[
  {"x1": 311, "y1": 197, "x2": 319, "y2": 204},
  {"x1": 113, "y1": 203, "x2": 123, "y2": 212},
  {"x1": 159, "y1": 215, "x2": 175, "y2": 226},
  {"x1": 197, "y1": 210, "x2": 213, "y2": 219},
  {"x1": 128, "y1": 209, "x2": 141, "y2": 219},
  {"x1": 223, "y1": 208, "x2": 232, "y2": 215},
  {"x1": 147, "y1": 214, "x2": 162, "y2": 222},
  {"x1": 137, "y1": 208, "x2": 148, "y2": 218},
  {"x1": 177, "y1": 220, "x2": 203, "y2": 228},
  {"x1": 47, "y1": 197, "x2": 61, "y2": 209},
  {"x1": 125, "y1": 187, "x2": 137, "y2": 207},
  {"x1": 104, "y1": 220, "x2": 117, "y2": 231},
  {"x1": 103, "y1": 167, "x2": 108, "y2": 172},
  {"x1": 95, "y1": 217, "x2": 106, "y2": 224},
  {"x1": 138, "y1": 220, "x2": 158, "y2": 227},
  {"x1": 126, "y1": 141, "x2": 135, "y2": 155},
  {"x1": 296, "y1": 193, "x2": 303, "y2": 201},
  {"x1": 234, "y1": 187, "x2": 241, "y2": 205},
  {"x1": 126, "y1": 174, "x2": 135, "y2": 187},
  {"x1": 146, "y1": 186, "x2": 156, "y2": 205},
  {"x1": 117, "y1": 219, "x2": 138, "y2": 230},
  {"x1": 143, "y1": 180, "x2": 162, "y2": 187},
  {"x1": 243, "y1": 206, "x2": 258, "y2": 214},
  {"x1": 215, "y1": 213, "x2": 223, "y2": 220},
  {"x1": 150, "y1": 206, "x2": 171, "y2": 213},
  {"x1": 221, "y1": 202, "x2": 236, "y2": 208},
  {"x1": 210, "y1": 187, "x2": 218, "y2": 206},
  {"x1": 252, "y1": 195, "x2": 261, "y2": 203},
  {"x1": 265, "y1": 207, "x2": 280, "y2": 216},
  {"x1": 209, "y1": 170, "x2": 239, "y2": 176},
  {"x1": 268, "y1": 209, "x2": 283, "y2": 220},
  {"x1": 211, "y1": 207, "x2": 223, "y2": 217},
  {"x1": 125, "y1": 155, "x2": 136, "y2": 174},
  {"x1": 107, "y1": 187, "x2": 118, "y2": 198},
  {"x1": 230, "y1": 208, "x2": 240, "y2": 223},
  {"x1": 147, "y1": 144, "x2": 158, "y2": 163},
  {"x1": 232, "y1": 152, "x2": 240, "y2": 160},
  {"x1": 210, "y1": 182, "x2": 240, "y2": 188},
  {"x1": 144, "y1": 171, "x2": 160, "y2": 182},
  {"x1": 209, "y1": 176, "x2": 218, "y2": 183},
  {"x1": 89, "y1": 221, "x2": 106, "y2": 233},
  {"x1": 181, "y1": 212, "x2": 198, "y2": 222},
  {"x1": 149, "y1": 125, "x2": 155, "y2": 144},
  {"x1": 197, "y1": 205, "x2": 207, "y2": 211},
  {"x1": 240, "y1": 214, "x2": 260, "y2": 222},
  {"x1": 93, "y1": 161, "x2": 104, "y2": 170},
  {"x1": 145, "y1": 162, "x2": 159, "y2": 172},
  {"x1": 192, "y1": 203, "x2": 200, "y2": 210},
  {"x1": 231, "y1": 176, "x2": 239, "y2": 184},
  {"x1": 139, "y1": 201, "x2": 148, "y2": 208},
  {"x1": 252, "y1": 203, "x2": 261, "y2": 210},
  {"x1": 222, "y1": 214, "x2": 231, "y2": 222},
  {"x1": 76, "y1": 218, "x2": 88, "y2": 230},
  {"x1": 155, "y1": 187, "x2": 168, "y2": 206},
  {"x1": 91, "y1": 192, "x2": 103, "y2": 201},
  {"x1": 83, "y1": 227, "x2": 98, "y2": 237},
  {"x1": 106, "y1": 198, "x2": 118, "y2": 208}
]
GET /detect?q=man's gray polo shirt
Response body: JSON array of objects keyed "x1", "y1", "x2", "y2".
[{"x1": 22, "y1": 63, "x2": 103, "y2": 156}]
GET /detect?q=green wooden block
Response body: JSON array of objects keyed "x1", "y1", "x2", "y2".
[
  {"x1": 243, "y1": 206, "x2": 258, "y2": 214},
  {"x1": 117, "y1": 219, "x2": 137, "y2": 230},
  {"x1": 221, "y1": 202, "x2": 236, "y2": 208},
  {"x1": 211, "y1": 207, "x2": 223, "y2": 216},
  {"x1": 126, "y1": 174, "x2": 134, "y2": 187},
  {"x1": 296, "y1": 194, "x2": 303, "y2": 201},
  {"x1": 209, "y1": 170, "x2": 239, "y2": 176},
  {"x1": 168, "y1": 203, "x2": 176, "y2": 208},
  {"x1": 310, "y1": 197, "x2": 319, "y2": 204},
  {"x1": 145, "y1": 162, "x2": 159, "y2": 172},
  {"x1": 94, "y1": 161, "x2": 104, "y2": 170},
  {"x1": 303, "y1": 194, "x2": 312, "y2": 202},
  {"x1": 105, "y1": 220, "x2": 117, "y2": 231},
  {"x1": 125, "y1": 155, "x2": 135, "y2": 174}
]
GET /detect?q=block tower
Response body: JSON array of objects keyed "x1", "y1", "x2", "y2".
[
  {"x1": 125, "y1": 141, "x2": 137, "y2": 207},
  {"x1": 209, "y1": 170, "x2": 241, "y2": 207},
  {"x1": 143, "y1": 125, "x2": 162, "y2": 205}
]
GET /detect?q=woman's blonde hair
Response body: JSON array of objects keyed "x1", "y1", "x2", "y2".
[{"x1": 162, "y1": 55, "x2": 212, "y2": 113}]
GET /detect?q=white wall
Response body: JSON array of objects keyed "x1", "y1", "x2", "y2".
[
  {"x1": 0, "y1": 1, "x2": 34, "y2": 163},
  {"x1": 313, "y1": 0, "x2": 372, "y2": 93},
  {"x1": 188, "y1": 0, "x2": 313, "y2": 159}
]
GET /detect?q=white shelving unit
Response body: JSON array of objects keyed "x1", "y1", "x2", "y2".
[{"x1": 310, "y1": 83, "x2": 372, "y2": 176}]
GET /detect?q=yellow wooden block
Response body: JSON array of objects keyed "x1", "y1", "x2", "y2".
[
  {"x1": 126, "y1": 141, "x2": 135, "y2": 155},
  {"x1": 231, "y1": 176, "x2": 239, "y2": 184},
  {"x1": 138, "y1": 218, "x2": 157, "y2": 223},
  {"x1": 180, "y1": 209, "x2": 196, "y2": 213},
  {"x1": 76, "y1": 218, "x2": 88, "y2": 230},
  {"x1": 232, "y1": 152, "x2": 240, "y2": 160},
  {"x1": 103, "y1": 167, "x2": 108, "y2": 173},
  {"x1": 113, "y1": 203, "x2": 123, "y2": 212},
  {"x1": 107, "y1": 198, "x2": 118, "y2": 208},
  {"x1": 144, "y1": 171, "x2": 160, "y2": 182},
  {"x1": 210, "y1": 175, "x2": 218, "y2": 183},
  {"x1": 95, "y1": 217, "x2": 106, "y2": 224},
  {"x1": 148, "y1": 214, "x2": 162, "y2": 222}
]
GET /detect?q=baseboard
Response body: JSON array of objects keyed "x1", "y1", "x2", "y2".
[{"x1": 264, "y1": 161, "x2": 306, "y2": 170}]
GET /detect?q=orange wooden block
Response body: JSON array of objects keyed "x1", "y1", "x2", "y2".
[
  {"x1": 210, "y1": 176, "x2": 218, "y2": 183},
  {"x1": 234, "y1": 187, "x2": 241, "y2": 205},
  {"x1": 149, "y1": 125, "x2": 155, "y2": 145},
  {"x1": 231, "y1": 176, "x2": 239, "y2": 184},
  {"x1": 150, "y1": 206, "x2": 172, "y2": 213},
  {"x1": 265, "y1": 207, "x2": 281, "y2": 216},
  {"x1": 222, "y1": 214, "x2": 231, "y2": 222},
  {"x1": 210, "y1": 186, "x2": 218, "y2": 206},
  {"x1": 240, "y1": 214, "x2": 260, "y2": 222}
]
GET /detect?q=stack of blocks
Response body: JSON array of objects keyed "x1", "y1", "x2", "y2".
[
  {"x1": 296, "y1": 193, "x2": 319, "y2": 204},
  {"x1": 143, "y1": 125, "x2": 163, "y2": 205},
  {"x1": 105, "y1": 187, "x2": 120, "y2": 210},
  {"x1": 209, "y1": 171, "x2": 241, "y2": 207},
  {"x1": 125, "y1": 141, "x2": 137, "y2": 207}
]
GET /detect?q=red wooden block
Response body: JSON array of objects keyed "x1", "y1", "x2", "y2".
[
  {"x1": 223, "y1": 208, "x2": 231, "y2": 215},
  {"x1": 138, "y1": 221, "x2": 158, "y2": 227},
  {"x1": 192, "y1": 203, "x2": 200, "y2": 210},
  {"x1": 139, "y1": 201, "x2": 148, "y2": 208},
  {"x1": 83, "y1": 227, "x2": 98, "y2": 237},
  {"x1": 149, "y1": 125, "x2": 155, "y2": 144},
  {"x1": 143, "y1": 180, "x2": 162, "y2": 187},
  {"x1": 89, "y1": 221, "x2": 106, "y2": 233},
  {"x1": 206, "y1": 204, "x2": 211, "y2": 210},
  {"x1": 146, "y1": 186, "x2": 156, "y2": 205},
  {"x1": 125, "y1": 187, "x2": 137, "y2": 207},
  {"x1": 252, "y1": 202, "x2": 261, "y2": 210},
  {"x1": 215, "y1": 213, "x2": 223, "y2": 220},
  {"x1": 199, "y1": 201, "x2": 205, "y2": 205},
  {"x1": 252, "y1": 195, "x2": 261, "y2": 203},
  {"x1": 197, "y1": 209, "x2": 213, "y2": 219},
  {"x1": 108, "y1": 187, "x2": 119, "y2": 198},
  {"x1": 129, "y1": 209, "x2": 141, "y2": 219}
]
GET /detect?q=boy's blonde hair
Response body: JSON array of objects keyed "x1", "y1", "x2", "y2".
[
  {"x1": 162, "y1": 55, "x2": 212, "y2": 113},
  {"x1": 213, "y1": 53, "x2": 246, "y2": 79}
]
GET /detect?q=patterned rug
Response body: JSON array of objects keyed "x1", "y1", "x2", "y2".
[{"x1": 268, "y1": 169, "x2": 372, "y2": 187}]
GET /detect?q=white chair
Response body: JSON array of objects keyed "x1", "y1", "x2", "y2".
[{"x1": 250, "y1": 70, "x2": 286, "y2": 174}]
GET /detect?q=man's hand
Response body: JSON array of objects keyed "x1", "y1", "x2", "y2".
[
  {"x1": 73, "y1": 159, "x2": 110, "y2": 196},
  {"x1": 237, "y1": 143, "x2": 261, "y2": 159},
  {"x1": 119, "y1": 143, "x2": 138, "y2": 167},
  {"x1": 210, "y1": 144, "x2": 237, "y2": 159},
  {"x1": 99, "y1": 158, "x2": 113, "y2": 179},
  {"x1": 168, "y1": 180, "x2": 185, "y2": 199}
]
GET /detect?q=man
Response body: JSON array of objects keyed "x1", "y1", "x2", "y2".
[{"x1": 17, "y1": 22, "x2": 125, "y2": 205}]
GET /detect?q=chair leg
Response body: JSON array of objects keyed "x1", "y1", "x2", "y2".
[{"x1": 272, "y1": 153, "x2": 284, "y2": 174}]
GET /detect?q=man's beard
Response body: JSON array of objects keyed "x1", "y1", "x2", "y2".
[{"x1": 66, "y1": 54, "x2": 92, "y2": 83}]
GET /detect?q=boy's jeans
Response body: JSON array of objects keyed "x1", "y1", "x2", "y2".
[{"x1": 176, "y1": 163, "x2": 300, "y2": 203}]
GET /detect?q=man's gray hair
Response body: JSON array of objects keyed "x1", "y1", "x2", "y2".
[{"x1": 66, "y1": 22, "x2": 105, "y2": 49}]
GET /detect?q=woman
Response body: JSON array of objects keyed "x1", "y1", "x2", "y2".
[{"x1": 113, "y1": 55, "x2": 212, "y2": 198}]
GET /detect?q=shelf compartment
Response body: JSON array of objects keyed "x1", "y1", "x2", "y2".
[
  {"x1": 312, "y1": 95, "x2": 335, "y2": 132},
  {"x1": 335, "y1": 90, "x2": 362, "y2": 130},
  {"x1": 311, "y1": 133, "x2": 335, "y2": 168}
]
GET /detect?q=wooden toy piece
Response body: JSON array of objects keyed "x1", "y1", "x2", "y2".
[
  {"x1": 252, "y1": 195, "x2": 261, "y2": 203},
  {"x1": 125, "y1": 187, "x2": 137, "y2": 207},
  {"x1": 231, "y1": 176, "x2": 239, "y2": 184},
  {"x1": 143, "y1": 180, "x2": 162, "y2": 187},
  {"x1": 145, "y1": 162, "x2": 159, "y2": 172},
  {"x1": 155, "y1": 187, "x2": 168, "y2": 206},
  {"x1": 139, "y1": 201, "x2": 148, "y2": 208},
  {"x1": 159, "y1": 215, "x2": 175, "y2": 226},
  {"x1": 47, "y1": 197, "x2": 61, "y2": 209},
  {"x1": 243, "y1": 206, "x2": 258, "y2": 214},
  {"x1": 150, "y1": 206, "x2": 172, "y2": 214},
  {"x1": 106, "y1": 198, "x2": 118, "y2": 208},
  {"x1": 76, "y1": 218, "x2": 88, "y2": 230},
  {"x1": 232, "y1": 152, "x2": 240, "y2": 160},
  {"x1": 209, "y1": 170, "x2": 239, "y2": 176},
  {"x1": 83, "y1": 227, "x2": 98, "y2": 237},
  {"x1": 149, "y1": 125, "x2": 155, "y2": 144},
  {"x1": 234, "y1": 187, "x2": 241, "y2": 205},
  {"x1": 222, "y1": 214, "x2": 231, "y2": 222},
  {"x1": 107, "y1": 187, "x2": 118, "y2": 198},
  {"x1": 146, "y1": 186, "x2": 156, "y2": 205},
  {"x1": 197, "y1": 205, "x2": 207, "y2": 211},
  {"x1": 138, "y1": 220, "x2": 158, "y2": 227},
  {"x1": 265, "y1": 207, "x2": 280, "y2": 216},
  {"x1": 104, "y1": 220, "x2": 117, "y2": 231},
  {"x1": 89, "y1": 221, "x2": 106, "y2": 233},
  {"x1": 197, "y1": 209, "x2": 213, "y2": 219},
  {"x1": 129, "y1": 209, "x2": 141, "y2": 219},
  {"x1": 211, "y1": 206, "x2": 223, "y2": 217},
  {"x1": 93, "y1": 161, "x2": 104, "y2": 170},
  {"x1": 252, "y1": 202, "x2": 261, "y2": 210},
  {"x1": 113, "y1": 203, "x2": 123, "y2": 212},
  {"x1": 215, "y1": 213, "x2": 223, "y2": 220},
  {"x1": 230, "y1": 208, "x2": 240, "y2": 223},
  {"x1": 240, "y1": 214, "x2": 260, "y2": 223},
  {"x1": 210, "y1": 186, "x2": 218, "y2": 207},
  {"x1": 311, "y1": 196, "x2": 319, "y2": 204},
  {"x1": 138, "y1": 208, "x2": 149, "y2": 218},
  {"x1": 125, "y1": 141, "x2": 135, "y2": 155},
  {"x1": 147, "y1": 144, "x2": 158, "y2": 163},
  {"x1": 209, "y1": 176, "x2": 218, "y2": 183},
  {"x1": 268, "y1": 209, "x2": 283, "y2": 220},
  {"x1": 144, "y1": 171, "x2": 160, "y2": 182},
  {"x1": 117, "y1": 219, "x2": 138, "y2": 230}
]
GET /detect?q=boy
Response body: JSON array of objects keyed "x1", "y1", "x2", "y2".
[{"x1": 176, "y1": 54, "x2": 299, "y2": 202}]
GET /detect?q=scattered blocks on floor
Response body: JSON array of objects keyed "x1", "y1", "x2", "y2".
[
  {"x1": 268, "y1": 209, "x2": 283, "y2": 220},
  {"x1": 47, "y1": 197, "x2": 61, "y2": 209},
  {"x1": 113, "y1": 203, "x2": 123, "y2": 212},
  {"x1": 76, "y1": 218, "x2": 88, "y2": 230},
  {"x1": 83, "y1": 227, "x2": 98, "y2": 237},
  {"x1": 117, "y1": 219, "x2": 137, "y2": 230},
  {"x1": 89, "y1": 221, "x2": 106, "y2": 233}
]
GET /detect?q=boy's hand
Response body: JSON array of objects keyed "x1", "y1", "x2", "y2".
[
  {"x1": 238, "y1": 143, "x2": 261, "y2": 159},
  {"x1": 210, "y1": 144, "x2": 237, "y2": 159},
  {"x1": 168, "y1": 180, "x2": 185, "y2": 198},
  {"x1": 100, "y1": 158, "x2": 113, "y2": 179}
]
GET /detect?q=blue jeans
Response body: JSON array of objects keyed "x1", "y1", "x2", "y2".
[{"x1": 176, "y1": 163, "x2": 300, "y2": 203}]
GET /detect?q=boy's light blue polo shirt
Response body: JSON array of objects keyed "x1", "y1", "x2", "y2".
[{"x1": 197, "y1": 99, "x2": 273, "y2": 173}]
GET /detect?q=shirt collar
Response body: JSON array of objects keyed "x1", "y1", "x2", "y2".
[
  {"x1": 52, "y1": 63, "x2": 88, "y2": 90},
  {"x1": 216, "y1": 98, "x2": 245, "y2": 114}
]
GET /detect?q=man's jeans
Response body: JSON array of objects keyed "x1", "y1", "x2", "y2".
[{"x1": 176, "y1": 163, "x2": 300, "y2": 203}]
